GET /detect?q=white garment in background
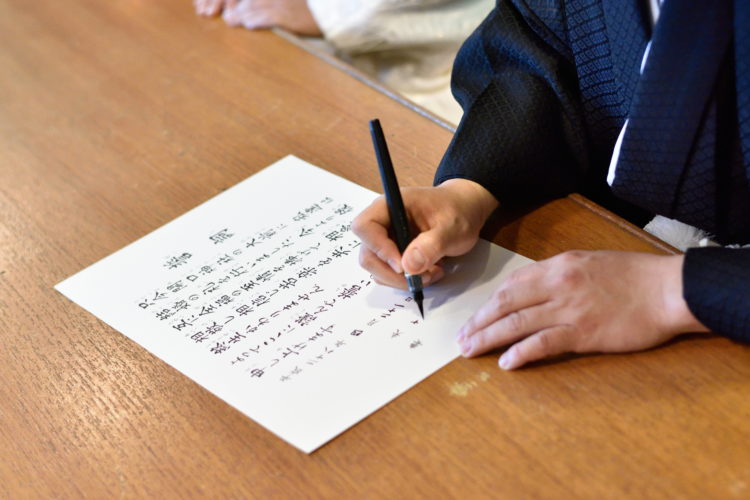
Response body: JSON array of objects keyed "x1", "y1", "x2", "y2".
[{"x1": 306, "y1": 0, "x2": 494, "y2": 125}]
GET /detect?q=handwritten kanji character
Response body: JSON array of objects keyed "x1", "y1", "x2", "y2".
[
  {"x1": 236, "y1": 304, "x2": 253, "y2": 316},
  {"x1": 156, "y1": 309, "x2": 173, "y2": 321},
  {"x1": 167, "y1": 280, "x2": 186, "y2": 294},
  {"x1": 256, "y1": 271, "x2": 273, "y2": 282},
  {"x1": 199, "y1": 304, "x2": 216, "y2": 316},
  {"x1": 172, "y1": 300, "x2": 188, "y2": 311},
  {"x1": 209, "y1": 229, "x2": 234, "y2": 245},
  {"x1": 295, "y1": 312, "x2": 317, "y2": 326},
  {"x1": 229, "y1": 266, "x2": 247, "y2": 277},
  {"x1": 325, "y1": 230, "x2": 343, "y2": 242},
  {"x1": 210, "y1": 342, "x2": 229, "y2": 354},
  {"x1": 215, "y1": 295, "x2": 233, "y2": 306},
  {"x1": 205, "y1": 322, "x2": 223, "y2": 335},
  {"x1": 251, "y1": 295, "x2": 270, "y2": 307},
  {"x1": 297, "y1": 266, "x2": 317, "y2": 279},
  {"x1": 216, "y1": 253, "x2": 234, "y2": 265},
  {"x1": 334, "y1": 204, "x2": 353, "y2": 215},
  {"x1": 338, "y1": 284, "x2": 361, "y2": 299},
  {"x1": 331, "y1": 246, "x2": 351, "y2": 258},
  {"x1": 190, "y1": 330, "x2": 209, "y2": 343},
  {"x1": 227, "y1": 332, "x2": 246, "y2": 344},
  {"x1": 279, "y1": 277, "x2": 298, "y2": 289}
]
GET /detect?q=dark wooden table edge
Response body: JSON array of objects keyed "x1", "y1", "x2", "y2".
[{"x1": 568, "y1": 193, "x2": 679, "y2": 255}]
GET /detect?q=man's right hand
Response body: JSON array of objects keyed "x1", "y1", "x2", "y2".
[{"x1": 352, "y1": 178, "x2": 499, "y2": 289}]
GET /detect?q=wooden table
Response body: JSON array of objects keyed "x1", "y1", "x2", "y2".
[{"x1": 1, "y1": 1, "x2": 748, "y2": 498}]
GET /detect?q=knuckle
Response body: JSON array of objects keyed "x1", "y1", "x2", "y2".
[
  {"x1": 558, "y1": 267, "x2": 583, "y2": 287},
  {"x1": 350, "y1": 214, "x2": 368, "y2": 237},
  {"x1": 358, "y1": 248, "x2": 375, "y2": 269},
  {"x1": 555, "y1": 250, "x2": 584, "y2": 267},
  {"x1": 565, "y1": 325, "x2": 587, "y2": 352},
  {"x1": 462, "y1": 317, "x2": 476, "y2": 334},
  {"x1": 471, "y1": 329, "x2": 489, "y2": 352},
  {"x1": 536, "y1": 330, "x2": 553, "y2": 356},
  {"x1": 506, "y1": 310, "x2": 526, "y2": 334},
  {"x1": 505, "y1": 268, "x2": 524, "y2": 286},
  {"x1": 493, "y1": 287, "x2": 512, "y2": 310},
  {"x1": 375, "y1": 247, "x2": 391, "y2": 263}
]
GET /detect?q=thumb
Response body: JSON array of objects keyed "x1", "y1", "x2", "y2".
[{"x1": 401, "y1": 228, "x2": 449, "y2": 275}]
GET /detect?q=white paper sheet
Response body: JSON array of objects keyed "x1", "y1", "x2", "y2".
[{"x1": 56, "y1": 155, "x2": 533, "y2": 453}]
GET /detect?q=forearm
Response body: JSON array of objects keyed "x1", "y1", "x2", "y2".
[
  {"x1": 436, "y1": 178, "x2": 499, "y2": 232},
  {"x1": 660, "y1": 254, "x2": 711, "y2": 335}
]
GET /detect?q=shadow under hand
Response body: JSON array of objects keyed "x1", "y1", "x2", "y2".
[{"x1": 426, "y1": 239, "x2": 517, "y2": 311}]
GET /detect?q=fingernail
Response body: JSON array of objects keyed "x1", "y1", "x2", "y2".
[
  {"x1": 459, "y1": 339, "x2": 471, "y2": 356},
  {"x1": 499, "y1": 350, "x2": 514, "y2": 370},
  {"x1": 456, "y1": 331, "x2": 465, "y2": 343},
  {"x1": 388, "y1": 258, "x2": 401, "y2": 274},
  {"x1": 406, "y1": 248, "x2": 425, "y2": 272}
]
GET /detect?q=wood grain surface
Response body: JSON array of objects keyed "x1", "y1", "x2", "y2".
[{"x1": 1, "y1": 1, "x2": 748, "y2": 498}]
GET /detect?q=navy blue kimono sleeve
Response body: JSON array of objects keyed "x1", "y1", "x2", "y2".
[
  {"x1": 434, "y1": 1, "x2": 589, "y2": 206},
  {"x1": 684, "y1": 248, "x2": 750, "y2": 342}
]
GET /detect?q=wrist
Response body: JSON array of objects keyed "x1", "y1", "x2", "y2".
[
  {"x1": 660, "y1": 254, "x2": 711, "y2": 334},
  {"x1": 438, "y1": 178, "x2": 499, "y2": 227}
]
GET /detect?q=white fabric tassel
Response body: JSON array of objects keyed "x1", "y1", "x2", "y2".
[{"x1": 643, "y1": 215, "x2": 718, "y2": 251}]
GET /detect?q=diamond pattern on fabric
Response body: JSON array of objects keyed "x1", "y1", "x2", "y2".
[{"x1": 684, "y1": 248, "x2": 750, "y2": 342}]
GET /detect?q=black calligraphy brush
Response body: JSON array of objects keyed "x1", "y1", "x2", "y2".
[{"x1": 368, "y1": 119, "x2": 424, "y2": 318}]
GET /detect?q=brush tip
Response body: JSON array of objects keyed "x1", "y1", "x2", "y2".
[{"x1": 415, "y1": 290, "x2": 424, "y2": 319}]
